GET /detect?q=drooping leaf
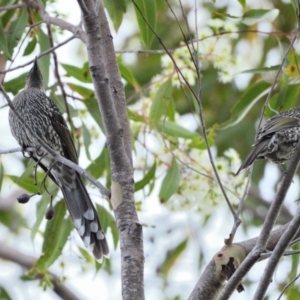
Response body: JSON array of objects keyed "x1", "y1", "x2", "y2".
[
  {"x1": 242, "y1": 9, "x2": 279, "y2": 25},
  {"x1": 4, "y1": 72, "x2": 27, "y2": 95},
  {"x1": 158, "y1": 238, "x2": 188, "y2": 277},
  {"x1": 96, "y1": 204, "x2": 119, "y2": 249},
  {"x1": 61, "y1": 62, "x2": 92, "y2": 83},
  {"x1": 103, "y1": 0, "x2": 127, "y2": 31},
  {"x1": 117, "y1": 56, "x2": 140, "y2": 90},
  {"x1": 31, "y1": 185, "x2": 59, "y2": 240},
  {"x1": 33, "y1": 200, "x2": 72, "y2": 272},
  {"x1": 82, "y1": 122, "x2": 92, "y2": 161},
  {"x1": 0, "y1": 18, "x2": 11, "y2": 59},
  {"x1": 0, "y1": 159, "x2": 3, "y2": 192},
  {"x1": 23, "y1": 37, "x2": 37, "y2": 56},
  {"x1": 85, "y1": 98, "x2": 104, "y2": 132},
  {"x1": 7, "y1": 8, "x2": 28, "y2": 55},
  {"x1": 157, "y1": 120, "x2": 198, "y2": 139},
  {"x1": 0, "y1": 286, "x2": 11, "y2": 300},
  {"x1": 159, "y1": 159, "x2": 180, "y2": 202},
  {"x1": 135, "y1": 162, "x2": 156, "y2": 192},
  {"x1": 37, "y1": 28, "x2": 50, "y2": 88},
  {"x1": 9, "y1": 175, "x2": 37, "y2": 194},
  {"x1": 86, "y1": 146, "x2": 109, "y2": 179},
  {"x1": 133, "y1": 0, "x2": 157, "y2": 49},
  {"x1": 150, "y1": 79, "x2": 173, "y2": 127},
  {"x1": 68, "y1": 83, "x2": 95, "y2": 98},
  {"x1": 219, "y1": 81, "x2": 271, "y2": 129}
]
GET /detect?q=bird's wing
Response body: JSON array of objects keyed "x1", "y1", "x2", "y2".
[
  {"x1": 49, "y1": 100, "x2": 78, "y2": 164},
  {"x1": 235, "y1": 138, "x2": 270, "y2": 175},
  {"x1": 258, "y1": 116, "x2": 300, "y2": 138}
]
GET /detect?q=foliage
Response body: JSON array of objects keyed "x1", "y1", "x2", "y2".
[{"x1": 0, "y1": 0, "x2": 300, "y2": 299}]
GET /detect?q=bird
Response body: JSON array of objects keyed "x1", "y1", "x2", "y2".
[
  {"x1": 8, "y1": 57, "x2": 109, "y2": 260},
  {"x1": 236, "y1": 106, "x2": 300, "y2": 176}
]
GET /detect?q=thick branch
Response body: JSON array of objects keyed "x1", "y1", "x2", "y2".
[
  {"x1": 254, "y1": 204, "x2": 300, "y2": 298},
  {"x1": 188, "y1": 223, "x2": 291, "y2": 300},
  {"x1": 77, "y1": 1, "x2": 144, "y2": 299},
  {"x1": 217, "y1": 139, "x2": 300, "y2": 300},
  {"x1": 0, "y1": 244, "x2": 82, "y2": 300}
]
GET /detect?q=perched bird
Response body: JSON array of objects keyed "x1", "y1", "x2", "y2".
[
  {"x1": 236, "y1": 107, "x2": 300, "y2": 175},
  {"x1": 9, "y1": 57, "x2": 109, "y2": 260}
]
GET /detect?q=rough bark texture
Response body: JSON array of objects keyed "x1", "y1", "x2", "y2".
[
  {"x1": 188, "y1": 223, "x2": 294, "y2": 300},
  {"x1": 77, "y1": 1, "x2": 144, "y2": 299}
]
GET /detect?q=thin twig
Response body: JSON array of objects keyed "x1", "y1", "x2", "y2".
[
  {"x1": 276, "y1": 273, "x2": 300, "y2": 300},
  {"x1": 132, "y1": 0, "x2": 237, "y2": 220},
  {"x1": 0, "y1": 4, "x2": 26, "y2": 11},
  {"x1": 0, "y1": 35, "x2": 76, "y2": 74}
]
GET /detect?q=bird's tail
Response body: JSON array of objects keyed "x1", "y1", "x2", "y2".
[
  {"x1": 61, "y1": 173, "x2": 109, "y2": 260},
  {"x1": 235, "y1": 138, "x2": 270, "y2": 176}
]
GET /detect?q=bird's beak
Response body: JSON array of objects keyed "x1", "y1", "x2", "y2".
[{"x1": 33, "y1": 56, "x2": 39, "y2": 70}]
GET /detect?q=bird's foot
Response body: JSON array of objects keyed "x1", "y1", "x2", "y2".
[
  {"x1": 35, "y1": 145, "x2": 47, "y2": 157},
  {"x1": 21, "y1": 146, "x2": 32, "y2": 158}
]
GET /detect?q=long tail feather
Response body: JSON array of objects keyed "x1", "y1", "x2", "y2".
[{"x1": 61, "y1": 174, "x2": 109, "y2": 260}]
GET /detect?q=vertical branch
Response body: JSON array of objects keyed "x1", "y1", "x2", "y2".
[
  {"x1": 76, "y1": 1, "x2": 144, "y2": 299},
  {"x1": 97, "y1": 2, "x2": 132, "y2": 163}
]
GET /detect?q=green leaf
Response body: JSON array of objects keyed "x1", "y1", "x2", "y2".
[
  {"x1": 84, "y1": 98, "x2": 104, "y2": 132},
  {"x1": 134, "y1": 0, "x2": 157, "y2": 49},
  {"x1": 82, "y1": 122, "x2": 92, "y2": 161},
  {"x1": 31, "y1": 185, "x2": 59, "y2": 240},
  {"x1": 8, "y1": 175, "x2": 37, "y2": 194},
  {"x1": 67, "y1": 83, "x2": 95, "y2": 98},
  {"x1": 128, "y1": 109, "x2": 147, "y2": 123},
  {"x1": 0, "y1": 159, "x2": 3, "y2": 192},
  {"x1": 238, "y1": 0, "x2": 246, "y2": 10},
  {"x1": 78, "y1": 247, "x2": 94, "y2": 264},
  {"x1": 4, "y1": 72, "x2": 27, "y2": 95},
  {"x1": 118, "y1": 56, "x2": 140, "y2": 90},
  {"x1": 96, "y1": 205, "x2": 119, "y2": 249},
  {"x1": 37, "y1": 28, "x2": 50, "y2": 88},
  {"x1": 157, "y1": 120, "x2": 198, "y2": 139},
  {"x1": 158, "y1": 238, "x2": 188, "y2": 277},
  {"x1": 61, "y1": 62, "x2": 92, "y2": 83},
  {"x1": 34, "y1": 201, "x2": 72, "y2": 271},
  {"x1": 135, "y1": 162, "x2": 156, "y2": 192},
  {"x1": 242, "y1": 9, "x2": 279, "y2": 25},
  {"x1": 219, "y1": 81, "x2": 271, "y2": 129},
  {"x1": 241, "y1": 65, "x2": 280, "y2": 74},
  {"x1": 0, "y1": 18, "x2": 11, "y2": 59},
  {"x1": 0, "y1": 286, "x2": 11, "y2": 300},
  {"x1": 150, "y1": 79, "x2": 173, "y2": 127},
  {"x1": 86, "y1": 146, "x2": 110, "y2": 179},
  {"x1": 7, "y1": 8, "x2": 28, "y2": 55},
  {"x1": 103, "y1": 0, "x2": 127, "y2": 31},
  {"x1": 159, "y1": 159, "x2": 180, "y2": 202},
  {"x1": 23, "y1": 37, "x2": 37, "y2": 56}
]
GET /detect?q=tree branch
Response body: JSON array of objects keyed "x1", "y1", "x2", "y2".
[
  {"x1": 254, "y1": 204, "x2": 300, "y2": 298},
  {"x1": 22, "y1": 0, "x2": 86, "y2": 42},
  {"x1": 218, "y1": 139, "x2": 300, "y2": 299},
  {"x1": 0, "y1": 243, "x2": 82, "y2": 300},
  {"x1": 188, "y1": 222, "x2": 294, "y2": 299},
  {"x1": 77, "y1": 1, "x2": 144, "y2": 299}
]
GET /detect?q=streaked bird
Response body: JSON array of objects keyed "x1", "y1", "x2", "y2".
[
  {"x1": 236, "y1": 107, "x2": 300, "y2": 175},
  {"x1": 9, "y1": 57, "x2": 109, "y2": 260}
]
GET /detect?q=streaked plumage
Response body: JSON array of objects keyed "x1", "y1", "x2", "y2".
[
  {"x1": 9, "y1": 58, "x2": 109, "y2": 260},
  {"x1": 236, "y1": 107, "x2": 300, "y2": 175}
]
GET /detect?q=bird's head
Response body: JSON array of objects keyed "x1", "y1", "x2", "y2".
[{"x1": 25, "y1": 57, "x2": 44, "y2": 89}]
